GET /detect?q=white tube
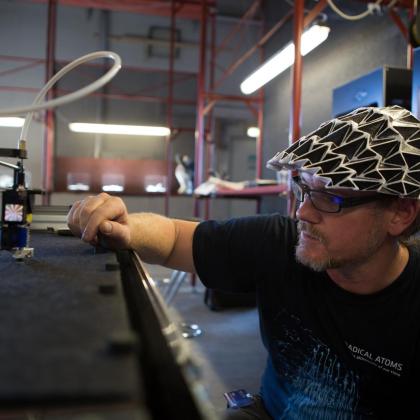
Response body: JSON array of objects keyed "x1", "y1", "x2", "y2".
[{"x1": 0, "y1": 51, "x2": 121, "y2": 146}]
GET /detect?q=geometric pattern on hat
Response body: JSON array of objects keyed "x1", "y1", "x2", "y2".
[{"x1": 267, "y1": 105, "x2": 420, "y2": 198}]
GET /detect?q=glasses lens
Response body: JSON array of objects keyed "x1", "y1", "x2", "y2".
[
  {"x1": 310, "y1": 191, "x2": 340, "y2": 212},
  {"x1": 292, "y1": 180, "x2": 303, "y2": 201}
]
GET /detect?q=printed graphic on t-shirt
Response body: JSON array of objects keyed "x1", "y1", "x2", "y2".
[
  {"x1": 269, "y1": 309, "x2": 369, "y2": 418},
  {"x1": 346, "y1": 343, "x2": 403, "y2": 377}
]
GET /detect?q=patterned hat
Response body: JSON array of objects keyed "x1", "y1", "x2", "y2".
[{"x1": 267, "y1": 106, "x2": 420, "y2": 198}]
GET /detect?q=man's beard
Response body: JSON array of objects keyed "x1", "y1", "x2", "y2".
[{"x1": 295, "y1": 220, "x2": 384, "y2": 272}]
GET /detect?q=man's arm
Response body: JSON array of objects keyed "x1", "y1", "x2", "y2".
[{"x1": 67, "y1": 193, "x2": 198, "y2": 273}]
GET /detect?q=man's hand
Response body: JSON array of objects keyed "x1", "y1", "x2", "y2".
[
  {"x1": 67, "y1": 193, "x2": 131, "y2": 250},
  {"x1": 68, "y1": 193, "x2": 198, "y2": 272}
]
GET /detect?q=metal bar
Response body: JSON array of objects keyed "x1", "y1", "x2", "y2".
[
  {"x1": 31, "y1": 0, "x2": 216, "y2": 20},
  {"x1": 78, "y1": 90, "x2": 196, "y2": 105},
  {"x1": 0, "y1": 54, "x2": 41, "y2": 63},
  {"x1": 0, "y1": 54, "x2": 197, "y2": 76},
  {"x1": 206, "y1": 92, "x2": 261, "y2": 102},
  {"x1": 256, "y1": 13, "x2": 265, "y2": 180},
  {"x1": 0, "y1": 58, "x2": 194, "y2": 103},
  {"x1": 165, "y1": 0, "x2": 176, "y2": 216},
  {"x1": 216, "y1": 0, "x2": 261, "y2": 56},
  {"x1": 388, "y1": 8, "x2": 409, "y2": 41},
  {"x1": 303, "y1": 0, "x2": 328, "y2": 27},
  {"x1": 408, "y1": 2, "x2": 415, "y2": 68},
  {"x1": 288, "y1": 0, "x2": 305, "y2": 216},
  {"x1": 204, "y1": 11, "x2": 217, "y2": 219},
  {"x1": 245, "y1": 102, "x2": 259, "y2": 119},
  {"x1": 132, "y1": 73, "x2": 195, "y2": 97},
  {"x1": 0, "y1": 85, "x2": 197, "y2": 106},
  {"x1": 289, "y1": 0, "x2": 304, "y2": 144},
  {"x1": 212, "y1": 0, "x2": 324, "y2": 92},
  {"x1": 93, "y1": 10, "x2": 111, "y2": 160},
  {"x1": 0, "y1": 59, "x2": 44, "y2": 78},
  {"x1": 202, "y1": 99, "x2": 216, "y2": 117},
  {"x1": 193, "y1": 0, "x2": 207, "y2": 221},
  {"x1": 43, "y1": 0, "x2": 57, "y2": 205},
  {"x1": 0, "y1": 85, "x2": 41, "y2": 93},
  {"x1": 214, "y1": 9, "x2": 294, "y2": 90}
]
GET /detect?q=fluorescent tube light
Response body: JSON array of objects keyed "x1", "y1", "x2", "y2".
[
  {"x1": 69, "y1": 122, "x2": 170, "y2": 136},
  {"x1": 145, "y1": 183, "x2": 166, "y2": 193},
  {"x1": 68, "y1": 183, "x2": 90, "y2": 191},
  {"x1": 240, "y1": 24, "x2": 330, "y2": 95},
  {"x1": 247, "y1": 127, "x2": 260, "y2": 138},
  {"x1": 0, "y1": 117, "x2": 25, "y2": 127},
  {"x1": 102, "y1": 184, "x2": 124, "y2": 192}
]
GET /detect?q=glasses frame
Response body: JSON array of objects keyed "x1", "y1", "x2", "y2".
[{"x1": 292, "y1": 176, "x2": 385, "y2": 213}]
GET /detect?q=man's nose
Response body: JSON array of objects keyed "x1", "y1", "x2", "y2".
[{"x1": 295, "y1": 193, "x2": 322, "y2": 224}]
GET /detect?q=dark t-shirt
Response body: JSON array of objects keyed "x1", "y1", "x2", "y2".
[{"x1": 193, "y1": 214, "x2": 420, "y2": 419}]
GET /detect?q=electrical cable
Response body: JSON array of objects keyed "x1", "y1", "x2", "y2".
[
  {"x1": 327, "y1": 0, "x2": 383, "y2": 21},
  {"x1": 385, "y1": 0, "x2": 399, "y2": 9},
  {"x1": 0, "y1": 51, "x2": 121, "y2": 147}
]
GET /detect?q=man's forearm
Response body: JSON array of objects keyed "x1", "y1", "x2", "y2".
[
  {"x1": 127, "y1": 212, "x2": 176, "y2": 264},
  {"x1": 127, "y1": 213, "x2": 198, "y2": 273}
]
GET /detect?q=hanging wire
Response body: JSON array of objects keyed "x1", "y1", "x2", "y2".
[{"x1": 327, "y1": 0, "x2": 383, "y2": 21}]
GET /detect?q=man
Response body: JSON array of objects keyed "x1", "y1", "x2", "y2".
[{"x1": 68, "y1": 106, "x2": 420, "y2": 419}]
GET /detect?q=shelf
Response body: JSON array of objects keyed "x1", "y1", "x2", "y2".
[{"x1": 196, "y1": 184, "x2": 287, "y2": 199}]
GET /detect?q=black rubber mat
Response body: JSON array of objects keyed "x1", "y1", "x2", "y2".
[{"x1": 0, "y1": 231, "x2": 140, "y2": 405}]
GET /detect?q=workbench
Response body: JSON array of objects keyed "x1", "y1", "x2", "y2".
[{"x1": 0, "y1": 230, "x2": 216, "y2": 419}]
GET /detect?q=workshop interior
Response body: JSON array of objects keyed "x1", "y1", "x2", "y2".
[{"x1": 0, "y1": 0, "x2": 417, "y2": 418}]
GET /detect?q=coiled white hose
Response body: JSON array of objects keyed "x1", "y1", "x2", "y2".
[{"x1": 0, "y1": 51, "x2": 121, "y2": 147}]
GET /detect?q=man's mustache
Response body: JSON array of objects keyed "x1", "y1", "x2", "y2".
[{"x1": 297, "y1": 221, "x2": 326, "y2": 244}]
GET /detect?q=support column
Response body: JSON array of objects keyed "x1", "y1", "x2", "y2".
[
  {"x1": 193, "y1": 0, "x2": 208, "y2": 219},
  {"x1": 288, "y1": 0, "x2": 304, "y2": 216},
  {"x1": 43, "y1": 0, "x2": 57, "y2": 205}
]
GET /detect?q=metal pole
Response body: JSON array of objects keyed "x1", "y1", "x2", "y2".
[
  {"x1": 204, "y1": 10, "x2": 216, "y2": 220},
  {"x1": 408, "y1": 1, "x2": 416, "y2": 69},
  {"x1": 256, "y1": 11, "x2": 265, "y2": 182},
  {"x1": 93, "y1": 10, "x2": 110, "y2": 160},
  {"x1": 43, "y1": 0, "x2": 57, "y2": 205},
  {"x1": 288, "y1": 0, "x2": 304, "y2": 216},
  {"x1": 165, "y1": 0, "x2": 176, "y2": 216},
  {"x1": 216, "y1": 0, "x2": 261, "y2": 56},
  {"x1": 214, "y1": 10, "x2": 293, "y2": 91},
  {"x1": 193, "y1": 0, "x2": 207, "y2": 219}
]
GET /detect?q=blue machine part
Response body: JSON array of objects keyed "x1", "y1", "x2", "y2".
[
  {"x1": 412, "y1": 47, "x2": 420, "y2": 118},
  {"x1": 17, "y1": 226, "x2": 28, "y2": 248},
  {"x1": 333, "y1": 68, "x2": 384, "y2": 117},
  {"x1": 332, "y1": 67, "x2": 412, "y2": 118}
]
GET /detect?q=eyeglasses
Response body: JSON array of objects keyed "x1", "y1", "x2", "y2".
[{"x1": 291, "y1": 177, "x2": 384, "y2": 213}]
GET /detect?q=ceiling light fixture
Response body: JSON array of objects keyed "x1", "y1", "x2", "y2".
[
  {"x1": 247, "y1": 127, "x2": 260, "y2": 138},
  {"x1": 69, "y1": 122, "x2": 170, "y2": 136},
  {"x1": 240, "y1": 24, "x2": 330, "y2": 95},
  {"x1": 0, "y1": 117, "x2": 25, "y2": 127}
]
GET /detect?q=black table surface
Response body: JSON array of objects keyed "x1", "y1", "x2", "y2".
[{"x1": 0, "y1": 230, "x2": 140, "y2": 406}]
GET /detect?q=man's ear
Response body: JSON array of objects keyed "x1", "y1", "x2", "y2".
[{"x1": 387, "y1": 199, "x2": 420, "y2": 236}]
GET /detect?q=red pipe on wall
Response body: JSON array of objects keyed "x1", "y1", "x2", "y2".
[
  {"x1": 164, "y1": 0, "x2": 176, "y2": 216},
  {"x1": 204, "y1": 11, "x2": 216, "y2": 221},
  {"x1": 43, "y1": 0, "x2": 57, "y2": 205},
  {"x1": 287, "y1": 0, "x2": 304, "y2": 216},
  {"x1": 193, "y1": 0, "x2": 207, "y2": 219},
  {"x1": 289, "y1": 0, "x2": 304, "y2": 145}
]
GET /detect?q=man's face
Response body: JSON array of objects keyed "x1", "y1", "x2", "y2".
[{"x1": 294, "y1": 173, "x2": 390, "y2": 272}]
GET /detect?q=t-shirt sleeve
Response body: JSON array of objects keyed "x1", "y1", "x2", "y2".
[{"x1": 193, "y1": 214, "x2": 297, "y2": 293}]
